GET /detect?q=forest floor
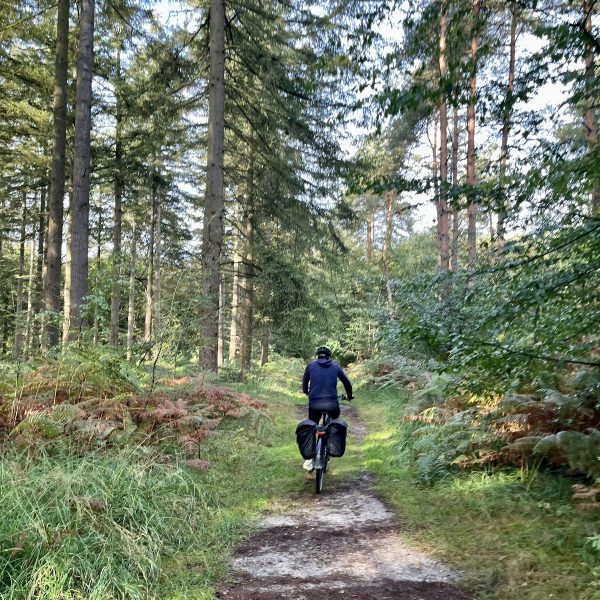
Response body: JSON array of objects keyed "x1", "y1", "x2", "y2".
[{"x1": 218, "y1": 404, "x2": 470, "y2": 600}]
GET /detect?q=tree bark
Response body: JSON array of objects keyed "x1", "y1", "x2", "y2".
[
  {"x1": 451, "y1": 104, "x2": 459, "y2": 271},
  {"x1": 466, "y1": 0, "x2": 479, "y2": 265},
  {"x1": 93, "y1": 209, "x2": 102, "y2": 344},
  {"x1": 382, "y1": 191, "x2": 395, "y2": 317},
  {"x1": 200, "y1": 0, "x2": 226, "y2": 372},
  {"x1": 260, "y1": 321, "x2": 270, "y2": 366},
  {"x1": 432, "y1": 112, "x2": 440, "y2": 261},
  {"x1": 583, "y1": 0, "x2": 598, "y2": 215},
  {"x1": 228, "y1": 229, "x2": 240, "y2": 362},
  {"x1": 217, "y1": 272, "x2": 225, "y2": 367},
  {"x1": 153, "y1": 196, "x2": 161, "y2": 337},
  {"x1": 366, "y1": 212, "x2": 374, "y2": 261},
  {"x1": 33, "y1": 185, "x2": 46, "y2": 349},
  {"x1": 144, "y1": 185, "x2": 157, "y2": 358},
  {"x1": 437, "y1": 2, "x2": 450, "y2": 272},
  {"x1": 43, "y1": 0, "x2": 69, "y2": 350},
  {"x1": 65, "y1": 0, "x2": 95, "y2": 342},
  {"x1": 62, "y1": 193, "x2": 72, "y2": 344},
  {"x1": 110, "y1": 46, "x2": 124, "y2": 346},
  {"x1": 126, "y1": 220, "x2": 137, "y2": 360},
  {"x1": 14, "y1": 192, "x2": 27, "y2": 359},
  {"x1": 239, "y1": 148, "x2": 255, "y2": 372},
  {"x1": 497, "y1": 2, "x2": 518, "y2": 244},
  {"x1": 25, "y1": 211, "x2": 37, "y2": 356}
]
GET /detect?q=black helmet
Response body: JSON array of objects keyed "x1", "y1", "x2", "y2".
[{"x1": 316, "y1": 346, "x2": 332, "y2": 358}]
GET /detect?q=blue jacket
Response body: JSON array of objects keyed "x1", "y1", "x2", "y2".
[{"x1": 302, "y1": 358, "x2": 353, "y2": 410}]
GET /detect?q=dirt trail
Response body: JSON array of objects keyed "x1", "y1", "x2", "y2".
[{"x1": 218, "y1": 404, "x2": 470, "y2": 600}]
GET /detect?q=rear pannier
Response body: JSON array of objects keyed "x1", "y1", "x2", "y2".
[
  {"x1": 327, "y1": 418, "x2": 348, "y2": 457},
  {"x1": 296, "y1": 419, "x2": 317, "y2": 459}
]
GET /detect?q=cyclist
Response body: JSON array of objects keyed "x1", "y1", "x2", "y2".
[{"x1": 301, "y1": 346, "x2": 353, "y2": 470}]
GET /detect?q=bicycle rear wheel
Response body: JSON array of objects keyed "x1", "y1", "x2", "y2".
[
  {"x1": 314, "y1": 438, "x2": 325, "y2": 493},
  {"x1": 315, "y1": 467, "x2": 324, "y2": 493}
]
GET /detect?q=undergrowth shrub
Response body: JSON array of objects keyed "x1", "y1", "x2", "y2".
[
  {"x1": 1, "y1": 345, "x2": 143, "y2": 410},
  {"x1": 357, "y1": 353, "x2": 600, "y2": 488},
  {"x1": 397, "y1": 366, "x2": 600, "y2": 485},
  {"x1": 0, "y1": 448, "x2": 207, "y2": 599},
  {"x1": 246, "y1": 355, "x2": 306, "y2": 391},
  {"x1": 350, "y1": 354, "x2": 430, "y2": 391}
]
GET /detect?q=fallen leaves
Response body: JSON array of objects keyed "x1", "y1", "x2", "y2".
[
  {"x1": 3, "y1": 378, "x2": 268, "y2": 458},
  {"x1": 572, "y1": 483, "x2": 600, "y2": 512}
]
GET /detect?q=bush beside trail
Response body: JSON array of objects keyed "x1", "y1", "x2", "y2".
[
  {"x1": 353, "y1": 355, "x2": 600, "y2": 499},
  {"x1": 0, "y1": 349, "x2": 268, "y2": 458}
]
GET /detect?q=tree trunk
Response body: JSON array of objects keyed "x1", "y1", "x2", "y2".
[
  {"x1": 33, "y1": 185, "x2": 46, "y2": 348},
  {"x1": 93, "y1": 209, "x2": 102, "y2": 344},
  {"x1": 62, "y1": 193, "x2": 72, "y2": 344},
  {"x1": 366, "y1": 210, "x2": 374, "y2": 261},
  {"x1": 25, "y1": 212, "x2": 37, "y2": 356},
  {"x1": 497, "y1": 2, "x2": 518, "y2": 244},
  {"x1": 583, "y1": 0, "x2": 598, "y2": 215},
  {"x1": 228, "y1": 231, "x2": 240, "y2": 362},
  {"x1": 239, "y1": 148, "x2": 255, "y2": 372},
  {"x1": 126, "y1": 220, "x2": 137, "y2": 360},
  {"x1": 110, "y1": 47, "x2": 123, "y2": 346},
  {"x1": 200, "y1": 0, "x2": 226, "y2": 372},
  {"x1": 466, "y1": 0, "x2": 479, "y2": 265},
  {"x1": 66, "y1": 0, "x2": 95, "y2": 342},
  {"x1": 14, "y1": 192, "x2": 27, "y2": 359},
  {"x1": 153, "y1": 197, "x2": 161, "y2": 337},
  {"x1": 43, "y1": 0, "x2": 69, "y2": 350},
  {"x1": 217, "y1": 272, "x2": 226, "y2": 367},
  {"x1": 451, "y1": 105, "x2": 459, "y2": 271},
  {"x1": 432, "y1": 112, "x2": 440, "y2": 261},
  {"x1": 382, "y1": 191, "x2": 394, "y2": 317},
  {"x1": 260, "y1": 321, "x2": 270, "y2": 366},
  {"x1": 437, "y1": 2, "x2": 450, "y2": 272},
  {"x1": 0, "y1": 199, "x2": 7, "y2": 354},
  {"x1": 144, "y1": 186, "x2": 157, "y2": 358}
]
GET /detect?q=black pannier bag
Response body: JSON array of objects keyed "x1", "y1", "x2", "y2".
[
  {"x1": 327, "y1": 418, "x2": 348, "y2": 457},
  {"x1": 296, "y1": 419, "x2": 317, "y2": 459}
]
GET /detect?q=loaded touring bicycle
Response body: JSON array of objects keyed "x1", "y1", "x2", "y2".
[{"x1": 296, "y1": 395, "x2": 349, "y2": 493}]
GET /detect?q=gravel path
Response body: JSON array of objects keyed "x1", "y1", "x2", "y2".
[{"x1": 217, "y1": 404, "x2": 470, "y2": 600}]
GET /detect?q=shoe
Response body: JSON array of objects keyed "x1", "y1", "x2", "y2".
[{"x1": 303, "y1": 459, "x2": 314, "y2": 472}]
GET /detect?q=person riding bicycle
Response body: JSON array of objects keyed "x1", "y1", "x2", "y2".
[{"x1": 301, "y1": 346, "x2": 353, "y2": 470}]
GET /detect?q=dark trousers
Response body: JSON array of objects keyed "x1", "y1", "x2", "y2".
[{"x1": 309, "y1": 406, "x2": 340, "y2": 424}]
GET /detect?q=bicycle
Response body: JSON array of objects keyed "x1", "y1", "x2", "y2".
[{"x1": 313, "y1": 394, "x2": 348, "y2": 494}]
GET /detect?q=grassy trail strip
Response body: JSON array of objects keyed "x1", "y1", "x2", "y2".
[
  {"x1": 218, "y1": 402, "x2": 468, "y2": 600},
  {"x1": 1, "y1": 360, "x2": 597, "y2": 599}
]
